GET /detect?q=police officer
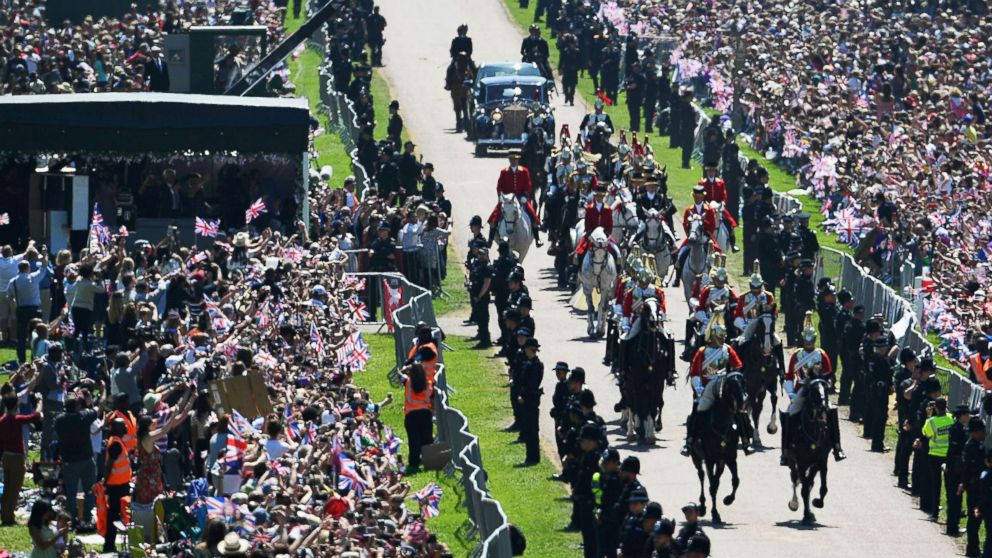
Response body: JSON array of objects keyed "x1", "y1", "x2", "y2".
[
  {"x1": 778, "y1": 252, "x2": 801, "y2": 345},
  {"x1": 469, "y1": 248, "x2": 493, "y2": 348},
  {"x1": 649, "y1": 517, "x2": 678, "y2": 558},
  {"x1": 946, "y1": 405, "x2": 972, "y2": 536},
  {"x1": 841, "y1": 305, "x2": 867, "y2": 421},
  {"x1": 614, "y1": 456, "x2": 645, "y2": 527},
  {"x1": 777, "y1": 215, "x2": 801, "y2": 256},
  {"x1": 675, "y1": 502, "x2": 704, "y2": 551},
  {"x1": 594, "y1": 448, "x2": 623, "y2": 558},
  {"x1": 550, "y1": 361, "x2": 572, "y2": 457},
  {"x1": 816, "y1": 281, "x2": 839, "y2": 370},
  {"x1": 492, "y1": 241, "x2": 518, "y2": 344},
  {"x1": 865, "y1": 337, "x2": 894, "y2": 452},
  {"x1": 618, "y1": 488, "x2": 650, "y2": 558},
  {"x1": 573, "y1": 424, "x2": 602, "y2": 558},
  {"x1": 961, "y1": 416, "x2": 986, "y2": 556},
  {"x1": 921, "y1": 397, "x2": 954, "y2": 521},
  {"x1": 740, "y1": 187, "x2": 760, "y2": 275},
  {"x1": 795, "y1": 213, "x2": 820, "y2": 259},
  {"x1": 791, "y1": 258, "x2": 816, "y2": 345},
  {"x1": 507, "y1": 327, "x2": 531, "y2": 434},
  {"x1": 517, "y1": 337, "x2": 544, "y2": 465},
  {"x1": 893, "y1": 348, "x2": 919, "y2": 489},
  {"x1": 517, "y1": 295, "x2": 537, "y2": 337},
  {"x1": 834, "y1": 290, "x2": 856, "y2": 405},
  {"x1": 756, "y1": 217, "x2": 782, "y2": 296},
  {"x1": 913, "y1": 373, "x2": 942, "y2": 511},
  {"x1": 387, "y1": 100, "x2": 404, "y2": 149}
]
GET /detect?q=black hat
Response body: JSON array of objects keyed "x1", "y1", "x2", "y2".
[
  {"x1": 554, "y1": 361, "x2": 570, "y2": 372},
  {"x1": 817, "y1": 278, "x2": 833, "y2": 289},
  {"x1": 852, "y1": 304, "x2": 867, "y2": 315},
  {"x1": 436, "y1": 182, "x2": 445, "y2": 192},
  {"x1": 866, "y1": 321, "x2": 883, "y2": 335},
  {"x1": 919, "y1": 357, "x2": 937, "y2": 373},
  {"x1": 389, "y1": 100, "x2": 399, "y2": 109},
  {"x1": 681, "y1": 501, "x2": 701, "y2": 513},
  {"x1": 921, "y1": 377, "x2": 942, "y2": 394},
  {"x1": 782, "y1": 214, "x2": 795, "y2": 224},
  {"x1": 758, "y1": 216, "x2": 773, "y2": 228},
  {"x1": 644, "y1": 502, "x2": 663, "y2": 520},
  {"x1": 620, "y1": 456, "x2": 640, "y2": 474},
  {"x1": 579, "y1": 389, "x2": 597, "y2": 407},
  {"x1": 628, "y1": 487, "x2": 649, "y2": 502},
  {"x1": 704, "y1": 161, "x2": 718, "y2": 169},
  {"x1": 760, "y1": 187, "x2": 772, "y2": 200},
  {"x1": 799, "y1": 258, "x2": 814, "y2": 269},
  {"x1": 954, "y1": 404, "x2": 973, "y2": 417},
  {"x1": 497, "y1": 241, "x2": 510, "y2": 254},
  {"x1": 567, "y1": 368, "x2": 586, "y2": 384},
  {"x1": 684, "y1": 534, "x2": 711, "y2": 555},
  {"x1": 512, "y1": 264, "x2": 525, "y2": 278},
  {"x1": 469, "y1": 215, "x2": 483, "y2": 227},
  {"x1": 515, "y1": 327, "x2": 532, "y2": 337},
  {"x1": 969, "y1": 416, "x2": 986, "y2": 433},
  {"x1": 518, "y1": 295, "x2": 532, "y2": 308},
  {"x1": 899, "y1": 347, "x2": 918, "y2": 365},
  {"x1": 578, "y1": 423, "x2": 600, "y2": 441},
  {"x1": 424, "y1": 162, "x2": 434, "y2": 170},
  {"x1": 838, "y1": 289, "x2": 853, "y2": 304},
  {"x1": 508, "y1": 271, "x2": 524, "y2": 283},
  {"x1": 602, "y1": 448, "x2": 621, "y2": 462},
  {"x1": 523, "y1": 338, "x2": 541, "y2": 349},
  {"x1": 742, "y1": 186, "x2": 754, "y2": 198},
  {"x1": 594, "y1": 184, "x2": 608, "y2": 194},
  {"x1": 653, "y1": 517, "x2": 676, "y2": 536},
  {"x1": 504, "y1": 308, "x2": 521, "y2": 321}
]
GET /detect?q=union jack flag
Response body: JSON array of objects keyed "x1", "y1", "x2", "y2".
[
  {"x1": 346, "y1": 297, "x2": 370, "y2": 322},
  {"x1": 0, "y1": 213, "x2": 8, "y2": 225},
  {"x1": 153, "y1": 407, "x2": 172, "y2": 452},
  {"x1": 302, "y1": 423, "x2": 317, "y2": 446},
  {"x1": 836, "y1": 217, "x2": 861, "y2": 246},
  {"x1": 195, "y1": 217, "x2": 220, "y2": 237},
  {"x1": 188, "y1": 251, "x2": 209, "y2": 265},
  {"x1": 343, "y1": 276, "x2": 367, "y2": 291},
  {"x1": 204, "y1": 297, "x2": 232, "y2": 334},
  {"x1": 285, "y1": 420, "x2": 300, "y2": 442},
  {"x1": 336, "y1": 452, "x2": 367, "y2": 497},
  {"x1": 413, "y1": 482, "x2": 444, "y2": 518},
  {"x1": 245, "y1": 198, "x2": 268, "y2": 223},
  {"x1": 205, "y1": 496, "x2": 234, "y2": 519},
  {"x1": 383, "y1": 426, "x2": 402, "y2": 455},
  {"x1": 310, "y1": 322, "x2": 324, "y2": 355}
]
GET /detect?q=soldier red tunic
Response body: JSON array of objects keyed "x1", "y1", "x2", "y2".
[
  {"x1": 785, "y1": 348, "x2": 833, "y2": 386},
  {"x1": 696, "y1": 285, "x2": 736, "y2": 313},
  {"x1": 699, "y1": 176, "x2": 737, "y2": 227},
  {"x1": 733, "y1": 290, "x2": 777, "y2": 328},
  {"x1": 621, "y1": 286, "x2": 667, "y2": 319},
  {"x1": 688, "y1": 344, "x2": 743, "y2": 386},
  {"x1": 575, "y1": 201, "x2": 614, "y2": 255},
  {"x1": 488, "y1": 165, "x2": 540, "y2": 225}
]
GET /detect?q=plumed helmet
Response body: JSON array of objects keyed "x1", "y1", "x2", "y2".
[
  {"x1": 706, "y1": 316, "x2": 727, "y2": 342},
  {"x1": 595, "y1": 98, "x2": 605, "y2": 110},
  {"x1": 618, "y1": 144, "x2": 631, "y2": 156},
  {"x1": 750, "y1": 260, "x2": 763, "y2": 289},
  {"x1": 637, "y1": 268, "x2": 655, "y2": 284},
  {"x1": 560, "y1": 149, "x2": 573, "y2": 161},
  {"x1": 802, "y1": 310, "x2": 817, "y2": 344},
  {"x1": 711, "y1": 266, "x2": 728, "y2": 283}
]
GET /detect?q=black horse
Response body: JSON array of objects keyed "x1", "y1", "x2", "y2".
[
  {"x1": 618, "y1": 298, "x2": 674, "y2": 444},
  {"x1": 587, "y1": 124, "x2": 615, "y2": 177},
  {"x1": 785, "y1": 378, "x2": 833, "y2": 525},
  {"x1": 737, "y1": 312, "x2": 785, "y2": 449},
  {"x1": 690, "y1": 371, "x2": 747, "y2": 525}
]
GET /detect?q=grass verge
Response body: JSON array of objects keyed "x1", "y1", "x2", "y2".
[
  {"x1": 432, "y1": 248, "x2": 470, "y2": 318},
  {"x1": 357, "y1": 334, "x2": 578, "y2": 557}
]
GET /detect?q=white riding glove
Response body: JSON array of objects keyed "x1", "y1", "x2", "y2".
[{"x1": 733, "y1": 317, "x2": 747, "y2": 331}]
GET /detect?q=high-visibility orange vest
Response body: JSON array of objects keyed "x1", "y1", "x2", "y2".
[
  {"x1": 110, "y1": 410, "x2": 137, "y2": 454},
  {"x1": 970, "y1": 353, "x2": 992, "y2": 389},
  {"x1": 105, "y1": 436, "x2": 132, "y2": 486},
  {"x1": 408, "y1": 342, "x2": 439, "y2": 380},
  {"x1": 404, "y1": 379, "x2": 434, "y2": 415}
]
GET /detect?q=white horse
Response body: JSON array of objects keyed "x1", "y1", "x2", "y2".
[
  {"x1": 612, "y1": 197, "x2": 641, "y2": 247},
  {"x1": 710, "y1": 201, "x2": 731, "y2": 254},
  {"x1": 638, "y1": 209, "x2": 675, "y2": 285},
  {"x1": 498, "y1": 193, "x2": 533, "y2": 261},
  {"x1": 579, "y1": 227, "x2": 617, "y2": 338},
  {"x1": 683, "y1": 216, "x2": 712, "y2": 304}
]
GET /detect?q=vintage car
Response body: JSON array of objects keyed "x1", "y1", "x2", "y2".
[
  {"x1": 471, "y1": 75, "x2": 555, "y2": 156},
  {"x1": 465, "y1": 62, "x2": 542, "y2": 138}
]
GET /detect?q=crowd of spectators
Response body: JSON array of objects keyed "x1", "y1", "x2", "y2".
[
  {"x1": 553, "y1": 0, "x2": 991, "y2": 360},
  {"x1": 1, "y1": 0, "x2": 288, "y2": 95}
]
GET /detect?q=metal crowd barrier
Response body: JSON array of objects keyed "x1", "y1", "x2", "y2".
[{"x1": 348, "y1": 271, "x2": 512, "y2": 558}]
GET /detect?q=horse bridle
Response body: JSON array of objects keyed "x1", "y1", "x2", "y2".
[
  {"x1": 501, "y1": 200, "x2": 518, "y2": 235},
  {"x1": 798, "y1": 379, "x2": 829, "y2": 447}
]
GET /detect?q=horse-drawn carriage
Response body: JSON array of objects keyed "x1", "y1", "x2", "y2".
[{"x1": 470, "y1": 75, "x2": 555, "y2": 156}]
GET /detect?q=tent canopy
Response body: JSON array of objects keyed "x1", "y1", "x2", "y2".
[{"x1": 0, "y1": 93, "x2": 310, "y2": 154}]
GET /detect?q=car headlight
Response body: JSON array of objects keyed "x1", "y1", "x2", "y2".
[{"x1": 492, "y1": 110, "x2": 503, "y2": 123}]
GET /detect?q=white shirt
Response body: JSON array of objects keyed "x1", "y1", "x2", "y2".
[
  {"x1": 91, "y1": 416, "x2": 105, "y2": 455},
  {"x1": 265, "y1": 438, "x2": 293, "y2": 461},
  {"x1": 399, "y1": 222, "x2": 423, "y2": 252},
  {"x1": 0, "y1": 254, "x2": 24, "y2": 293}
]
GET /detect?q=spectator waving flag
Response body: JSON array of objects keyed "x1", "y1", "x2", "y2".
[
  {"x1": 346, "y1": 296, "x2": 370, "y2": 322},
  {"x1": 413, "y1": 482, "x2": 444, "y2": 518},
  {"x1": 245, "y1": 198, "x2": 268, "y2": 223},
  {"x1": 195, "y1": 217, "x2": 220, "y2": 238},
  {"x1": 205, "y1": 496, "x2": 235, "y2": 520},
  {"x1": 310, "y1": 322, "x2": 324, "y2": 355}
]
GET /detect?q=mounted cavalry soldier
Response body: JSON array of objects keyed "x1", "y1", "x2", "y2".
[
  {"x1": 780, "y1": 312, "x2": 847, "y2": 466},
  {"x1": 732, "y1": 261, "x2": 779, "y2": 345},
  {"x1": 681, "y1": 317, "x2": 753, "y2": 456},
  {"x1": 673, "y1": 185, "x2": 720, "y2": 288},
  {"x1": 579, "y1": 98, "x2": 614, "y2": 139},
  {"x1": 611, "y1": 142, "x2": 633, "y2": 182},
  {"x1": 634, "y1": 178, "x2": 677, "y2": 230},
  {"x1": 699, "y1": 161, "x2": 738, "y2": 252},
  {"x1": 681, "y1": 258, "x2": 733, "y2": 361},
  {"x1": 605, "y1": 250, "x2": 644, "y2": 367},
  {"x1": 574, "y1": 184, "x2": 621, "y2": 261},
  {"x1": 620, "y1": 267, "x2": 667, "y2": 337},
  {"x1": 569, "y1": 158, "x2": 600, "y2": 199},
  {"x1": 487, "y1": 150, "x2": 543, "y2": 247}
]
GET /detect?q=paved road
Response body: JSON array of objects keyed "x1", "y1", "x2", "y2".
[{"x1": 377, "y1": 0, "x2": 959, "y2": 555}]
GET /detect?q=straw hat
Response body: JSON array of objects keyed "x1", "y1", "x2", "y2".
[{"x1": 217, "y1": 532, "x2": 249, "y2": 555}]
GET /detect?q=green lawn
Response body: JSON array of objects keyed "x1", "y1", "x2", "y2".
[
  {"x1": 357, "y1": 334, "x2": 578, "y2": 557},
  {"x1": 432, "y1": 247, "x2": 470, "y2": 318}
]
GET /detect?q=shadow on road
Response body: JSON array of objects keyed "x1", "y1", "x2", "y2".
[{"x1": 774, "y1": 520, "x2": 833, "y2": 531}]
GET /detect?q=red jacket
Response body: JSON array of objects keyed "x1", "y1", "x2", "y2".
[
  {"x1": 497, "y1": 166, "x2": 532, "y2": 199},
  {"x1": 697, "y1": 286, "x2": 736, "y2": 312},
  {"x1": 699, "y1": 177, "x2": 727, "y2": 204},
  {"x1": 733, "y1": 291, "x2": 777, "y2": 320},
  {"x1": 584, "y1": 203, "x2": 613, "y2": 237},
  {"x1": 621, "y1": 286, "x2": 667, "y2": 318},
  {"x1": 689, "y1": 344, "x2": 743, "y2": 384},
  {"x1": 682, "y1": 203, "x2": 717, "y2": 237},
  {"x1": 785, "y1": 348, "x2": 833, "y2": 384}
]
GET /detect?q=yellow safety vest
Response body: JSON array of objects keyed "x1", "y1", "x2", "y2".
[
  {"x1": 923, "y1": 414, "x2": 954, "y2": 458},
  {"x1": 592, "y1": 472, "x2": 602, "y2": 507}
]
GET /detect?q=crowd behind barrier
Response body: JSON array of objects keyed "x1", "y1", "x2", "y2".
[{"x1": 351, "y1": 271, "x2": 514, "y2": 558}]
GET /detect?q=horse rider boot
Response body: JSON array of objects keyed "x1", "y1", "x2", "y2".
[
  {"x1": 681, "y1": 320, "x2": 749, "y2": 456},
  {"x1": 673, "y1": 185, "x2": 717, "y2": 288},
  {"x1": 781, "y1": 313, "x2": 847, "y2": 465}
]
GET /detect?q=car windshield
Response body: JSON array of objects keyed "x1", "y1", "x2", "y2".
[
  {"x1": 482, "y1": 83, "x2": 544, "y2": 103},
  {"x1": 477, "y1": 64, "x2": 542, "y2": 81}
]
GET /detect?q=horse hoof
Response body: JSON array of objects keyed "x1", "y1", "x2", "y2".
[
  {"x1": 802, "y1": 513, "x2": 816, "y2": 525},
  {"x1": 812, "y1": 498, "x2": 824, "y2": 509},
  {"x1": 723, "y1": 495, "x2": 735, "y2": 506},
  {"x1": 646, "y1": 436, "x2": 657, "y2": 445},
  {"x1": 767, "y1": 423, "x2": 778, "y2": 435},
  {"x1": 699, "y1": 505, "x2": 707, "y2": 517},
  {"x1": 626, "y1": 434, "x2": 636, "y2": 443},
  {"x1": 788, "y1": 498, "x2": 799, "y2": 512},
  {"x1": 711, "y1": 511, "x2": 722, "y2": 525}
]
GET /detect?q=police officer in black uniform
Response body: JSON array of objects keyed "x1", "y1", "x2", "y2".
[
  {"x1": 791, "y1": 258, "x2": 816, "y2": 346},
  {"x1": 549, "y1": 361, "x2": 571, "y2": 458},
  {"x1": 865, "y1": 337, "x2": 894, "y2": 452},
  {"x1": 893, "y1": 348, "x2": 919, "y2": 488},
  {"x1": 778, "y1": 252, "x2": 801, "y2": 346},
  {"x1": 740, "y1": 187, "x2": 760, "y2": 275},
  {"x1": 946, "y1": 405, "x2": 972, "y2": 536},
  {"x1": 777, "y1": 214, "x2": 801, "y2": 256},
  {"x1": 614, "y1": 457, "x2": 645, "y2": 529},
  {"x1": 573, "y1": 424, "x2": 603, "y2": 558},
  {"x1": 841, "y1": 305, "x2": 867, "y2": 422},
  {"x1": 961, "y1": 416, "x2": 986, "y2": 556},
  {"x1": 618, "y1": 488, "x2": 650, "y2": 558},
  {"x1": 517, "y1": 337, "x2": 545, "y2": 465},
  {"x1": 492, "y1": 241, "x2": 518, "y2": 344},
  {"x1": 517, "y1": 296, "x2": 536, "y2": 337},
  {"x1": 675, "y1": 502, "x2": 705, "y2": 551},
  {"x1": 816, "y1": 281, "x2": 839, "y2": 371},
  {"x1": 795, "y1": 213, "x2": 820, "y2": 259},
  {"x1": 507, "y1": 327, "x2": 531, "y2": 435},
  {"x1": 914, "y1": 374, "x2": 943, "y2": 514},
  {"x1": 624, "y1": 59, "x2": 645, "y2": 132},
  {"x1": 449, "y1": 24, "x2": 473, "y2": 59},
  {"x1": 834, "y1": 290, "x2": 855, "y2": 405},
  {"x1": 594, "y1": 448, "x2": 623, "y2": 558},
  {"x1": 469, "y1": 248, "x2": 493, "y2": 348},
  {"x1": 756, "y1": 216, "x2": 782, "y2": 296}
]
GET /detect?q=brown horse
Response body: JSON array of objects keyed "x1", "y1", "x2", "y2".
[{"x1": 444, "y1": 55, "x2": 477, "y2": 133}]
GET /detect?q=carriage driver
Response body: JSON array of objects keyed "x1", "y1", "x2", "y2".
[
  {"x1": 621, "y1": 268, "x2": 667, "y2": 336},
  {"x1": 780, "y1": 312, "x2": 847, "y2": 466},
  {"x1": 488, "y1": 150, "x2": 543, "y2": 247},
  {"x1": 574, "y1": 184, "x2": 621, "y2": 261},
  {"x1": 681, "y1": 318, "x2": 754, "y2": 456},
  {"x1": 732, "y1": 261, "x2": 779, "y2": 345},
  {"x1": 699, "y1": 161, "x2": 738, "y2": 253},
  {"x1": 672, "y1": 185, "x2": 721, "y2": 288}
]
